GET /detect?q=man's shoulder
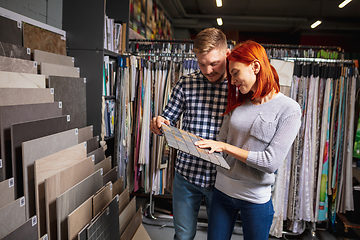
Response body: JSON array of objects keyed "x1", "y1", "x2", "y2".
[{"x1": 180, "y1": 69, "x2": 203, "y2": 81}]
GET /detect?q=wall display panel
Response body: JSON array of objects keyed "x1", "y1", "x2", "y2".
[
  {"x1": 0, "y1": 177, "x2": 14, "y2": 209},
  {"x1": 0, "y1": 15, "x2": 22, "y2": 46},
  {"x1": 1, "y1": 215, "x2": 38, "y2": 240},
  {"x1": 23, "y1": 23, "x2": 66, "y2": 55},
  {"x1": 34, "y1": 49, "x2": 74, "y2": 67},
  {"x1": 0, "y1": 55, "x2": 37, "y2": 74},
  {"x1": 48, "y1": 76, "x2": 87, "y2": 129},
  {"x1": 40, "y1": 63, "x2": 80, "y2": 79},
  {"x1": 0, "y1": 197, "x2": 26, "y2": 239},
  {"x1": 0, "y1": 71, "x2": 45, "y2": 88},
  {"x1": 78, "y1": 125, "x2": 93, "y2": 143},
  {"x1": 22, "y1": 129, "x2": 78, "y2": 219},
  {"x1": 0, "y1": 41, "x2": 31, "y2": 60},
  {"x1": 0, "y1": 88, "x2": 54, "y2": 106}
]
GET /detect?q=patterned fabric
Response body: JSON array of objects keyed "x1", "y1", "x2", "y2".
[{"x1": 162, "y1": 70, "x2": 228, "y2": 187}]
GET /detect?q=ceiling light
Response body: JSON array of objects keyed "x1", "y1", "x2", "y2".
[
  {"x1": 338, "y1": 0, "x2": 352, "y2": 8},
  {"x1": 216, "y1": 0, "x2": 222, "y2": 7},
  {"x1": 311, "y1": 20, "x2": 322, "y2": 29},
  {"x1": 217, "y1": 18, "x2": 223, "y2": 26}
]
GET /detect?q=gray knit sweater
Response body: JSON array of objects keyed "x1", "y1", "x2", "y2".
[{"x1": 216, "y1": 93, "x2": 301, "y2": 186}]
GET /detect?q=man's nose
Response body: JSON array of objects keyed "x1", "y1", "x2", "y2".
[{"x1": 203, "y1": 65, "x2": 213, "y2": 74}]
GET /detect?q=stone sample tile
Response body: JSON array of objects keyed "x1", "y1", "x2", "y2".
[
  {"x1": 0, "y1": 177, "x2": 14, "y2": 209},
  {"x1": 2, "y1": 215, "x2": 38, "y2": 240},
  {"x1": 0, "y1": 15, "x2": 22, "y2": 46},
  {"x1": 34, "y1": 49, "x2": 74, "y2": 67},
  {"x1": 22, "y1": 129, "x2": 78, "y2": 219},
  {"x1": 34, "y1": 143, "x2": 87, "y2": 237},
  {"x1": 67, "y1": 196, "x2": 92, "y2": 240},
  {"x1": 0, "y1": 55, "x2": 37, "y2": 74},
  {"x1": 23, "y1": 23, "x2": 66, "y2": 55},
  {"x1": 40, "y1": 62, "x2": 80, "y2": 79},
  {"x1": 0, "y1": 71, "x2": 45, "y2": 88},
  {"x1": 78, "y1": 125, "x2": 93, "y2": 143},
  {"x1": 48, "y1": 76, "x2": 86, "y2": 129},
  {"x1": 0, "y1": 197, "x2": 26, "y2": 239},
  {"x1": 0, "y1": 41, "x2": 31, "y2": 60},
  {"x1": 0, "y1": 88, "x2": 54, "y2": 106},
  {"x1": 94, "y1": 156, "x2": 112, "y2": 176}
]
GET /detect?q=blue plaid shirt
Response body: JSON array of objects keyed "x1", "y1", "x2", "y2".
[{"x1": 162, "y1": 70, "x2": 228, "y2": 187}]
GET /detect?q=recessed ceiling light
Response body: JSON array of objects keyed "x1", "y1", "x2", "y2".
[
  {"x1": 216, "y1": 0, "x2": 222, "y2": 7},
  {"x1": 338, "y1": 0, "x2": 352, "y2": 8},
  {"x1": 311, "y1": 20, "x2": 322, "y2": 28},
  {"x1": 217, "y1": 18, "x2": 223, "y2": 26}
]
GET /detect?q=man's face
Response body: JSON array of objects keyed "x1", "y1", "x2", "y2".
[{"x1": 196, "y1": 48, "x2": 228, "y2": 84}]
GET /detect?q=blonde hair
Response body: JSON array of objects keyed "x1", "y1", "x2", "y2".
[{"x1": 193, "y1": 28, "x2": 227, "y2": 55}]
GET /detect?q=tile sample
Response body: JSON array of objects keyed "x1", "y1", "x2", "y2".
[
  {"x1": 0, "y1": 55, "x2": 37, "y2": 74},
  {"x1": 0, "y1": 177, "x2": 14, "y2": 209},
  {"x1": 48, "y1": 76, "x2": 86, "y2": 129},
  {"x1": 40, "y1": 63, "x2": 80, "y2": 79},
  {"x1": 87, "y1": 147, "x2": 105, "y2": 164},
  {"x1": 120, "y1": 208, "x2": 142, "y2": 240},
  {"x1": 87, "y1": 196, "x2": 120, "y2": 240},
  {"x1": 11, "y1": 115, "x2": 69, "y2": 200},
  {"x1": 78, "y1": 125, "x2": 93, "y2": 143},
  {"x1": 94, "y1": 156, "x2": 112, "y2": 176},
  {"x1": 56, "y1": 169, "x2": 103, "y2": 240},
  {"x1": 86, "y1": 136, "x2": 99, "y2": 154},
  {"x1": 132, "y1": 224, "x2": 151, "y2": 240},
  {"x1": 119, "y1": 187, "x2": 130, "y2": 214},
  {"x1": 34, "y1": 49, "x2": 74, "y2": 67},
  {"x1": 22, "y1": 129, "x2": 78, "y2": 219},
  {"x1": 119, "y1": 197, "x2": 136, "y2": 236},
  {"x1": 0, "y1": 16, "x2": 22, "y2": 46},
  {"x1": 39, "y1": 234, "x2": 48, "y2": 240},
  {"x1": 93, "y1": 182, "x2": 112, "y2": 217},
  {"x1": 67, "y1": 197, "x2": 92, "y2": 240},
  {"x1": 0, "y1": 88, "x2": 54, "y2": 106},
  {"x1": 77, "y1": 224, "x2": 89, "y2": 240},
  {"x1": 0, "y1": 102, "x2": 62, "y2": 185},
  {"x1": 0, "y1": 196, "x2": 26, "y2": 239},
  {"x1": 34, "y1": 143, "x2": 87, "y2": 237},
  {"x1": 45, "y1": 156, "x2": 94, "y2": 240},
  {"x1": 112, "y1": 176, "x2": 124, "y2": 198},
  {"x1": 2, "y1": 215, "x2": 38, "y2": 240},
  {"x1": 0, "y1": 71, "x2": 45, "y2": 88},
  {"x1": 23, "y1": 23, "x2": 66, "y2": 55},
  {"x1": 103, "y1": 166, "x2": 118, "y2": 185},
  {"x1": 0, "y1": 41, "x2": 30, "y2": 60}
]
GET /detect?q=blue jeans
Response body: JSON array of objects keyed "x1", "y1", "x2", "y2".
[
  {"x1": 208, "y1": 188, "x2": 274, "y2": 240},
  {"x1": 173, "y1": 172, "x2": 213, "y2": 240}
]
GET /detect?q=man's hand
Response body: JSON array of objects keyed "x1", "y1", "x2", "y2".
[{"x1": 150, "y1": 116, "x2": 171, "y2": 135}]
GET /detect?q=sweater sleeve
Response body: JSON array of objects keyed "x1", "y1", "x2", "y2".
[{"x1": 216, "y1": 113, "x2": 231, "y2": 143}]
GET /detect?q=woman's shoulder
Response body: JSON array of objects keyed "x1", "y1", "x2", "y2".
[{"x1": 276, "y1": 93, "x2": 301, "y2": 115}]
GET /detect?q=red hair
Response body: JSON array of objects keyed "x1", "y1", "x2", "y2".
[{"x1": 223, "y1": 40, "x2": 280, "y2": 115}]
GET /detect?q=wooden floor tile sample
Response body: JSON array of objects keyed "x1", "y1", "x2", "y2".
[
  {"x1": 93, "y1": 182, "x2": 112, "y2": 217},
  {"x1": 77, "y1": 223, "x2": 89, "y2": 240},
  {"x1": 78, "y1": 125, "x2": 93, "y2": 143},
  {"x1": 0, "y1": 16, "x2": 22, "y2": 46},
  {"x1": 132, "y1": 224, "x2": 151, "y2": 240},
  {"x1": 2, "y1": 215, "x2": 38, "y2": 240},
  {"x1": 0, "y1": 71, "x2": 45, "y2": 88},
  {"x1": 86, "y1": 136, "x2": 99, "y2": 154},
  {"x1": 94, "y1": 156, "x2": 112, "y2": 175},
  {"x1": 0, "y1": 88, "x2": 54, "y2": 107},
  {"x1": 0, "y1": 196, "x2": 26, "y2": 239},
  {"x1": 45, "y1": 156, "x2": 94, "y2": 240},
  {"x1": 41, "y1": 63, "x2": 80, "y2": 79},
  {"x1": 0, "y1": 55, "x2": 37, "y2": 74},
  {"x1": 87, "y1": 147, "x2": 105, "y2": 164},
  {"x1": 22, "y1": 129, "x2": 78, "y2": 219},
  {"x1": 87, "y1": 196, "x2": 120, "y2": 240},
  {"x1": 67, "y1": 197, "x2": 92, "y2": 240},
  {"x1": 34, "y1": 142, "x2": 87, "y2": 237},
  {"x1": 0, "y1": 102, "x2": 62, "y2": 184},
  {"x1": 119, "y1": 197, "x2": 136, "y2": 236},
  {"x1": 23, "y1": 23, "x2": 66, "y2": 55},
  {"x1": 120, "y1": 208, "x2": 142, "y2": 240},
  {"x1": 119, "y1": 187, "x2": 130, "y2": 214},
  {"x1": 34, "y1": 49, "x2": 74, "y2": 67},
  {"x1": 112, "y1": 177, "x2": 124, "y2": 198},
  {"x1": 0, "y1": 177, "x2": 14, "y2": 209},
  {"x1": 56, "y1": 169, "x2": 103, "y2": 240},
  {"x1": 0, "y1": 41, "x2": 31, "y2": 60},
  {"x1": 48, "y1": 76, "x2": 86, "y2": 129},
  {"x1": 11, "y1": 115, "x2": 69, "y2": 199},
  {"x1": 103, "y1": 166, "x2": 118, "y2": 185}
]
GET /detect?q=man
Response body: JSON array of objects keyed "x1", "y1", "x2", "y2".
[{"x1": 150, "y1": 28, "x2": 230, "y2": 240}]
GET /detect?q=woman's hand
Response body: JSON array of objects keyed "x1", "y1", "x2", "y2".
[{"x1": 194, "y1": 139, "x2": 227, "y2": 154}]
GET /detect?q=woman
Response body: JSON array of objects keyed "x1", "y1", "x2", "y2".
[{"x1": 195, "y1": 40, "x2": 301, "y2": 240}]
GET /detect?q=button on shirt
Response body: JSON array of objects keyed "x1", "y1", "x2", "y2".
[{"x1": 162, "y1": 70, "x2": 228, "y2": 187}]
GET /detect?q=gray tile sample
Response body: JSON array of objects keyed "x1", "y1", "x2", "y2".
[
  {"x1": 78, "y1": 224, "x2": 89, "y2": 240},
  {"x1": 0, "y1": 16, "x2": 22, "y2": 46},
  {"x1": 87, "y1": 147, "x2": 105, "y2": 164},
  {"x1": 2, "y1": 215, "x2": 38, "y2": 240},
  {"x1": 11, "y1": 115, "x2": 70, "y2": 198},
  {"x1": 22, "y1": 129, "x2": 79, "y2": 219},
  {"x1": 48, "y1": 76, "x2": 87, "y2": 129},
  {"x1": 0, "y1": 41, "x2": 31, "y2": 60},
  {"x1": 0, "y1": 71, "x2": 46, "y2": 88},
  {"x1": 0, "y1": 88, "x2": 54, "y2": 107},
  {"x1": 0, "y1": 103, "x2": 62, "y2": 183},
  {"x1": 86, "y1": 136, "x2": 99, "y2": 154},
  {"x1": 0, "y1": 177, "x2": 14, "y2": 209},
  {"x1": 87, "y1": 196, "x2": 120, "y2": 240},
  {"x1": 0, "y1": 55, "x2": 37, "y2": 74},
  {"x1": 78, "y1": 125, "x2": 93, "y2": 143},
  {"x1": 0, "y1": 196, "x2": 26, "y2": 239},
  {"x1": 40, "y1": 62, "x2": 80, "y2": 79},
  {"x1": 34, "y1": 49, "x2": 74, "y2": 67},
  {"x1": 103, "y1": 166, "x2": 118, "y2": 185},
  {"x1": 56, "y1": 169, "x2": 103, "y2": 240}
]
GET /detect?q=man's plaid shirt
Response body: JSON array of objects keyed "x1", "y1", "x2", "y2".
[{"x1": 162, "y1": 70, "x2": 228, "y2": 188}]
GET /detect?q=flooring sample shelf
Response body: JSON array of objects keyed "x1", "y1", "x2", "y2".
[
  {"x1": 0, "y1": 41, "x2": 31, "y2": 60},
  {"x1": 0, "y1": 88, "x2": 54, "y2": 106},
  {"x1": 0, "y1": 71, "x2": 45, "y2": 88},
  {"x1": 0, "y1": 55, "x2": 37, "y2": 74},
  {"x1": 34, "y1": 49, "x2": 74, "y2": 67}
]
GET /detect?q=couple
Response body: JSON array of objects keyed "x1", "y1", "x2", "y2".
[{"x1": 150, "y1": 28, "x2": 301, "y2": 240}]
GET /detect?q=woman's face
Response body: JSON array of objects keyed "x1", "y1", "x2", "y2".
[{"x1": 229, "y1": 60, "x2": 259, "y2": 94}]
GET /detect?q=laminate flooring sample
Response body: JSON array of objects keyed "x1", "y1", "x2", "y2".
[
  {"x1": 22, "y1": 129, "x2": 78, "y2": 219},
  {"x1": 132, "y1": 224, "x2": 151, "y2": 240},
  {"x1": 56, "y1": 169, "x2": 103, "y2": 240},
  {"x1": 45, "y1": 156, "x2": 94, "y2": 240},
  {"x1": 67, "y1": 197, "x2": 92, "y2": 240},
  {"x1": 0, "y1": 177, "x2": 14, "y2": 209},
  {"x1": 34, "y1": 49, "x2": 74, "y2": 67},
  {"x1": 48, "y1": 76, "x2": 86, "y2": 129},
  {"x1": 41, "y1": 63, "x2": 80, "y2": 79},
  {"x1": 2, "y1": 215, "x2": 38, "y2": 240},
  {"x1": 0, "y1": 88, "x2": 54, "y2": 107},
  {"x1": 78, "y1": 125, "x2": 93, "y2": 143},
  {"x1": 34, "y1": 142, "x2": 87, "y2": 236},
  {"x1": 94, "y1": 156, "x2": 112, "y2": 176},
  {"x1": 23, "y1": 23, "x2": 66, "y2": 55},
  {"x1": 93, "y1": 182, "x2": 112, "y2": 217},
  {"x1": 86, "y1": 136, "x2": 99, "y2": 154},
  {"x1": 0, "y1": 16, "x2": 22, "y2": 46},
  {"x1": 87, "y1": 147, "x2": 105, "y2": 164},
  {"x1": 0, "y1": 196, "x2": 26, "y2": 239},
  {"x1": 118, "y1": 187, "x2": 130, "y2": 214},
  {"x1": 0, "y1": 71, "x2": 45, "y2": 88},
  {"x1": 0, "y1": 41, "x2": 30, "y2": 60},
  {"x1": 120, "y1": 208, "x2": 142, "y2": 240},
  {"x1": 103, "y1": 166, "x2": 118, "y2": 185},
  {"x1": 119, "y1": 197, "x2": 136, "y2": 236},
  {"x1": 0, "y1": 55, "x2": 37, "y2": 74},
  {"x1": 112, "y1": 177, "x2": 124, "y2": 198}
]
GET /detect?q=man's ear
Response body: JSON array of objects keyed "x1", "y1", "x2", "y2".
[{"x1": 226, "y1": 48, "x2": 231, "y2": 57}]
